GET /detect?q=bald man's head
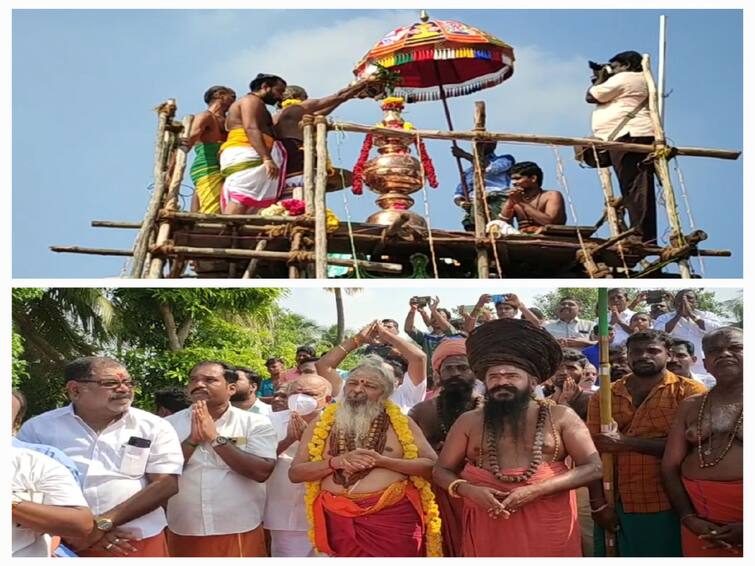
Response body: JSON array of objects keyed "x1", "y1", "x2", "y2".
[{"x1": 288, "y1": 374, "x2": 332, "y2": 408}]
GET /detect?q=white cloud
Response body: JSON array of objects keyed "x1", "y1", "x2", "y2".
[{"x1": 215, "y1": 12, "x2": 413, "y2": 97}]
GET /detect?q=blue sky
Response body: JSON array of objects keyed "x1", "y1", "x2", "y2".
[{"x1": 12, "y1": 9, "x2": 743, "y2": 278}]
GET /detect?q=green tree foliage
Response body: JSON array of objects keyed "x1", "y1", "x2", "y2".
[
  {"x1": 13, "y1": 288, "x2": 332, "y2": 418},
  {"x1": 534, "y1": 288, "x2": 729, "y2": 321}
]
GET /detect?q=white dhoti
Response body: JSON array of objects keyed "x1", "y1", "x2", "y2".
[
  {"x1": 269, "y1": 530, "x2": 317, "y2": 557},
  {"x1": 486, "y1": 219, "x2": 521, "y2": 236},
  {"x1": 219, "y1": 141, "x2": 287, "y2": 211}
]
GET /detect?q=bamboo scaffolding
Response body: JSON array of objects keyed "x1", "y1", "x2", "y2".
[
  {"x1": 302, "y1": 115, "x2": 316, "y2": 214},
  {"x1": 129, "y1": 100, "x2": 176, "y2": 277},
  {"x1": 147, "y1": 114, "x2": 194, "y2": 279}
]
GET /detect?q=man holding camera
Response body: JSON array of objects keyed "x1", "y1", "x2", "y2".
[
  {"x1": 586, "y1": 51, "x2": 656, "y2": 244},
  {"x1": 464, "y1": 293, "x2": 541, "y2": 333}
]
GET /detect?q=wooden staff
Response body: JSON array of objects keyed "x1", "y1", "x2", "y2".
[
  {"x1": 598, "y1": 288, "x2": 617, "y2": 556},
  {"x1": 129, "y1": 100, "x2": 176, "y2": 277}
]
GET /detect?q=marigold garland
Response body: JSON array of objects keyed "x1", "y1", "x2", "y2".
[
  {"x1": 380, "y1": 96, "x2": 406, "y2": 112},
  {"x1": 281, "y1": 98, "x2": 303, "y2": 109},
  {"x1": 304, "y1": 400, "x2": 443, "y2": 557}
]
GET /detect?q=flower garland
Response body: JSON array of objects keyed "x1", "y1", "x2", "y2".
[
  {"x1": 304, "y1": 401, "x2": 443, "y2": 557},
  {"x1": 351, "y1": 134, "x2": 373, "y2": 195},
  {"x1": 416, "y1": 138, "x2": 439, "y2": 188},
  {"x1": 281, "y1": 98, "x2": 303, "y2": 109},
  {"x1": 380, "y1": 96, "x2": 406, "y2": 112}
]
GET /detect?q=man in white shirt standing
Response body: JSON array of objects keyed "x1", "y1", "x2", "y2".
[
  {"x1": 165, "y1": 360, "x2": 277, "y2": 557},
  {"x1": 317, "y1": 320, "x2": 428, "y2": 414},
  {"x1": 264, "y1": 374, "x2": 333, "y2": 556},
  {"x1": 608, "y1": 288, "x2": 636, "y2": 346},
  {"x1": 231, "y1": 366, "x2": 273, "y2": 416},
  {"x1": 544, "y1": 297, "x2": 595, "y2": 349},
  {"x1": 587, "y1": 50, "x2": 657, "y2": 244},
  {"x1": 654, "y1": 289, "x2": 724, "y2": 378},
  {"x1": 18, "y1": 356, "x2": 183, "y2": 557},
  {"x1": 667, "y1": 338, "x2": 716, "y2": 390}
]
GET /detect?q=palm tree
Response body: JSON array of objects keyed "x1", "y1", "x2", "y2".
[{"x1": 324, "y1": 288, "x2": 363, "y2": 344}]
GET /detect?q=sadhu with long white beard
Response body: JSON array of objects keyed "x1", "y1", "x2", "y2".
[
  {"x1": 434, "y1": 319, "x2": 603, "y2": 557},
  {"x1": 288, "y1": 355, "x2": 442, "y2": 557}
]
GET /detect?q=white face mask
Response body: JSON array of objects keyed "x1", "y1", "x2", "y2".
[{"x1": 287, "y1": 393, "x2": 319, "y2": 416}]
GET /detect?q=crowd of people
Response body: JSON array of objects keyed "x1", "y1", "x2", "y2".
[
  {"x1": 186, "y1": 49, "x2": 659, "y2": 242},
  {"x1": 12, "y1": 288, "x2": 741, "y2": 557}
]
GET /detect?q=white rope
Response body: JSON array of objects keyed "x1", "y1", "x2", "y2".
[
  {"x1": 671, "y1": 157, "x2": 705, "y2": 277},
  {"x1": 551, "y1": 145, "x2": 594, "y2": 278},
  {"x1": 416, "y1": 132, "x2": 440, "y2": 279}
]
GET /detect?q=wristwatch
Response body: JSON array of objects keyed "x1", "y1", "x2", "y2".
[
  {"x1": 95, "y1": 516, "x2": 115, "y2": 532},
  {"x1": 211, "y1": 435, "x2": 230, "y2": 448}
]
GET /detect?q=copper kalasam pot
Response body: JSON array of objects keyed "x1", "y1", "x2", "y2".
[{"x1": 362, "y1": 150, "x2": 423, "y2": 195}]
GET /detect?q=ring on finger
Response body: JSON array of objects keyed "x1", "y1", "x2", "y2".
[
  {"x1": 105, "y1": 543, "x2": 114, "y2": 551},
  {"x1": 113, "y1": 538, "x2": 120, "y2": 544}
]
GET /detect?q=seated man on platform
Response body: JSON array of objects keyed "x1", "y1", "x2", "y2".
[
  {"x1": 289, "y1": 355, "x2": 439, "y2": 557},
  {"x1": 186, "y1": 85, "x2": 236, "y2": 214},
  {"x1": 451, "y1": 142, "x2": 515, "y2": 232},
  {"x1": 492, "y1": 161, "x2": 566, "y2": 235},
  {"x1": 274, "y1": 79, "x2": 378, "y2": 199},
  {"x1": 433, "y1": 319, "x2": 602, "y2": 557},
  {"x1": 220, "y1": 73, "x2": 287, "y2": 215}
]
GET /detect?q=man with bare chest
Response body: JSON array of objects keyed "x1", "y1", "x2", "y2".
[
  {"x1": 186, "y1": 86, "x2": 236, "y2": 214},
  {"x1": 220, "y1": 73, "x2": 287, "y2": 214},
  {"x1": 586, "y1": 330, "x2": 706, "y2": 556},
  {"x1": 289, "y1": 356, "x2": 440, "y2": 557},
  {"x1": 497, "y1": 161, "x2": 566, "y2": 233},
  {"x1": 273, "y1": 79, "x2": 376, "y2": 197},
  {"x1": 434, "y1": 319, "x2": 602, "y2": 556},
  {"x1": 409, "y1": 338, "x2": 480, "y2": 556},
  {"x1": 661, "y1": 327, "x2": 743, "y2": 556}
]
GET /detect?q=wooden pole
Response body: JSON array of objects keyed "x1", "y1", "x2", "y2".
[
  {"x1": 242, "y1": 240, "x2": 268, "y2": 279},
  {"x1": 598, "y1": 288, "x2": 617, "y2": 556},
  {"x1": 289, "y1": 231, "x2": 303, "y2": 279},
  {"x1": 129, "y1": 99, "x2": 176, "y2": 278},
  {"x1": 329, "y1": 121, "x2": 740, "y2": 160},
  {"x1": 314, "y1": 116, "x2": 329, "y2": 279},
  {"x1": 147, "y1": 114, "x2": 194, "y2": 279},
  {"x1": 642, "y1": 54, "x2": 691, "y2": 279},
  {"x1": 472, "y1": 102, "x2": 489, "y2": 278},
  {"x1": 302, "y1": 115, "x2": 316, "y2": 214},
  {"x1": 152, "y1": 244, "x2": 403, "y2": 273},
  {"x1": 160, "y1": 211, "x2": 315, "y2": 225},
  {"x1": 598, "y1": 168, "x2": 621, "y2": 238}
]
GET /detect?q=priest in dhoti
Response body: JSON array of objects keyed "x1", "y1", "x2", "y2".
[
  {"x1": 434, "y1": 319, "x2": 603, "y2": 556},
  {"x1": 289, "y1": 355, "x2": 443, "y2": 557},
  {"x1": 220, "y1": 73, "x2": 288, "y2": 214}
]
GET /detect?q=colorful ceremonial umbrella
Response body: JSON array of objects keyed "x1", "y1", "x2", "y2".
[
  {"x1": 598, "y1": 288, "x2": 618, "y2": 557},
  {"x1": 354, "y1": 11, "x2": 516, "y2": 198}
]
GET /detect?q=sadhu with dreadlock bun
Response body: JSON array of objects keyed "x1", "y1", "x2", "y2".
[{"x1": 433, "y1": 318, "x2": 603, "y2": 556}]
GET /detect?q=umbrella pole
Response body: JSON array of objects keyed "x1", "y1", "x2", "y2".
[
  {"x1": 598, "y1": 288, "x2": 618, "y2": 557},
  {"x1": 433, "y1": 61, "x2": 471, "y2": 201}
]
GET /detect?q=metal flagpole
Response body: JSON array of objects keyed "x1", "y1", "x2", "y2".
[{"x1": 598, "y1": 288, "x2": 617, "y2": 556}]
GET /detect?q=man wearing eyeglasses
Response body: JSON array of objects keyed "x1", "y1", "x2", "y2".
[{"x1": 17, "y1": 356, "x2": 184, "y2": 557}]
